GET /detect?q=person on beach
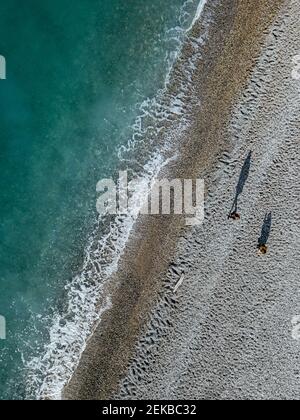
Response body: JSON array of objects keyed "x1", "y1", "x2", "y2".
[
  {"x1": 257, "y1": 212, "x2": 272, "y2": 255},
  {"x1": 258, "y1": 244, "x2": 268, "y2": 254},
  {"x1": 228, "y1": 211, "x2": 240, "y2": 220},
  {"x1": 228, "y1": 151, "x2": 252, "y2": 221}
]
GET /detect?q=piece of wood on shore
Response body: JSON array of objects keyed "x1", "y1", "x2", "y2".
[{"x1": 173, "y1": 273, "x2": 185, "y2": 293}]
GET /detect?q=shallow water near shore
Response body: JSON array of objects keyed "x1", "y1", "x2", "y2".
[{"x1": 0, "y1": 0, "x2": 203, "y2": 399}]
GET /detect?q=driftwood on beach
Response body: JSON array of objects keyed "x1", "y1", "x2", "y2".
[{"x1": 173, "y1": 273, "x2": 185, "y2": 293}]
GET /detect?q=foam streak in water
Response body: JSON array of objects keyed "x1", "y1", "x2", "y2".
[{"x1": 25, "y1": 0, "x2": 210, "y2": 400}]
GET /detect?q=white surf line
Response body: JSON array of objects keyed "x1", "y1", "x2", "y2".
[
  {"x1": 26, "y1": 0, "x2": 211, "y2": 402},
  {"x1": 187, "y1": 0, "x2": 208, "y2": 33}
]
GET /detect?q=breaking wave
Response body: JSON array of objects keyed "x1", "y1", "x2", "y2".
[{"x1": 25, "y1": 0, "x2": 209, "y2": 400}]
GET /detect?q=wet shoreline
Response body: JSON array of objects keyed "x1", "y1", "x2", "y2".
[{"x1": 64, "y1": 0, "x2": 287, "y2": 400}]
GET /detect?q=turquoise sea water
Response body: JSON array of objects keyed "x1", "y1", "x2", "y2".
[{"x1": 0, "y1": 0, "x2": 200, "y2": 399}]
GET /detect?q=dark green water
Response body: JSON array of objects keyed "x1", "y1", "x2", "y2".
[{"x1": 0, "y1": 0, "x2": 199, "y2": 399}]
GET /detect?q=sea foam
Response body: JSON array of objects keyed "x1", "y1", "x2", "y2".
[{"x1": 25, "y1": 0, "x2": 210, "y2": 400}]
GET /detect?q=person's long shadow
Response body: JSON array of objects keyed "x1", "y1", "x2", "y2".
[
  {"x1": 229, "y1": 151, "x2": 252, "y2": 218},
  {"x1": 258, "y1": 212, "x2": 272, "y2": 247}
]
